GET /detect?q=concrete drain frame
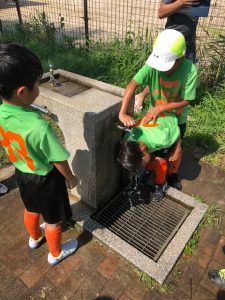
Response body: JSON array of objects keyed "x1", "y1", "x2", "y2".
[
  {"x1": 92, "y1": 184, "x2": 192, "y2": 263},
  {"x1": 73, "y1": 187, "x2": 208, "y2": 284}
]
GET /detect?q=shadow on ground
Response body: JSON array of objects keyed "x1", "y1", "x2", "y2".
[
  {"x1": 180, "y1": 132, "x2": 220, "y2": 181},
  {"x1": 217, "y1": 290, "x2": 225, "y2": 300}
]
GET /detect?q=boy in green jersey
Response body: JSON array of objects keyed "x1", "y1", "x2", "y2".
[
  {"x1": 116, "y1": 112, "x2": 181, "y2": 201},
  {"x1": 119, "y1": 29, "x2": 197, "y2": 190},
  {"x1": 0, "y1": 42, "x2": 78, "y2": 265}
]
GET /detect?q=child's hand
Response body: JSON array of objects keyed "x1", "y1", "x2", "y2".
[
  {"x1": 119, "y1": 112, "x2": 136, "y2": 127},
  {"x1": 143, "y1": 106, "x2": 163, "y2": 124},
  {"x1": 66, "y1": 175, "x2": 79, "y2": 189}
]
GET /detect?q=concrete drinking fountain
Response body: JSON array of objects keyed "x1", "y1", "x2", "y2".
[
  {"x1": 36, "y1": 67, "x2": 128, "y2": 209},
  {"x1": 35, "y1": 68, "x2": 208, "y2": 284}
]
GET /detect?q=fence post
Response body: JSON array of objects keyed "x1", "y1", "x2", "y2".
[
  {"x1": 14, "y1": 0, "x2": 23, "y2": 24},
  {"x1": 83, "y1": 0, "x2": 89, "y2": 46}
]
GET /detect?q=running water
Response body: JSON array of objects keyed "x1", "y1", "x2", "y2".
[{"x1": 126, "y1": 174, "x2": 144, "y2": 208}]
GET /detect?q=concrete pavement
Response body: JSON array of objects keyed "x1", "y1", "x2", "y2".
[{"x1": 0, "y1": 153, "x2": 225, "y2": 299}]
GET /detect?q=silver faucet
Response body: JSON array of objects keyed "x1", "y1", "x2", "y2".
[{"x1": 48, "y1": 64, "x2": 56, "y2": 85}]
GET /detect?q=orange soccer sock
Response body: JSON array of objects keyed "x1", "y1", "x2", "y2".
[
  {"x1": 45, "y1": 225, "x2": 62, "y2": 257},
  {"x1": 155, "y1": 158, "x2": 167, "y2": 185},
  {"x1": 147, "y1": 157, "x2": 167, "y2": 185},
  {"x1": 24, "y1": 209, "x2": 42, "y2": 240}
]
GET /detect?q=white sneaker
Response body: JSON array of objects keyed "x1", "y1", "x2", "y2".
[
  {"x1": 29, "y1": 223, "x2": 45, "y2": 249},
  {"x1": 48, "y1": 239, "x2": 78, "y2": 265},
  {"x1": 0, "y1": 183, "x2": 8, "y2": 194}
]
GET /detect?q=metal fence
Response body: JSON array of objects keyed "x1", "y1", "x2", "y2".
[{"x1": 0, "y1": 0, "x2": 225, "y2": 52}]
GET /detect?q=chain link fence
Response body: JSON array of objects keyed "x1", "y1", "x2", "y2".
[{"x1": 0, "y1": 0, "x2": 225, "y2": 55}]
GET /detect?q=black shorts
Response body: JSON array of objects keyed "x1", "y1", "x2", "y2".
[
  {"x1": 15, "y1": 167, "x2": 72, "y2": 224},
  {"x1": 153, "y1": 143, "x2": 176, "y2": 159}
]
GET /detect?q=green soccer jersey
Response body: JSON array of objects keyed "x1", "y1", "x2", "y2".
[
  {"x1": 133, "y1": 58, "x2": 197, "y2": 124},
  {"x1": 125, "y1": 112, "x2": 180, "y2": 153},
  {"x1": 0, "y1": 103, "x2": 70, "y2": 175}
]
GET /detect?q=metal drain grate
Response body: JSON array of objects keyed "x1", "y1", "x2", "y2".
[{"x1": 92, "y1": 185, "x2": 191, "y2": 261}]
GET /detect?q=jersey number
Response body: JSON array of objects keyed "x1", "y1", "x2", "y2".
[{"x1": 0, "y1": 127, "x2": 35, "y2": 171}]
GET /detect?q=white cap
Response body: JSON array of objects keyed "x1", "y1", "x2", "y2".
[{"x1": 146, "y1": 29, "x2": 186, "y2": 72}]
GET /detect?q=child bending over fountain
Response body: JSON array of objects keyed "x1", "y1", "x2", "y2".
[
  {"x1": 116, "y1": 112, "x2": 181, "y2": 201},
  {"x1": 0, "y1": 42, "x2": 79, "y2": 265},
  {"x1": 119, "y1": 29, "x2": 197, "y2": 191}
]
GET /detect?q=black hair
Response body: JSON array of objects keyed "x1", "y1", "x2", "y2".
[
  {"x1": 115, "y1": 140, "x2": 143, "y2": 174},
  {"x1": 0, "y1": 42, "x2": 43, "y2": 99}
]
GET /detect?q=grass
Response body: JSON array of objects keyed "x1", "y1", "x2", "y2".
[
  {"x1": 0, "y1": 17, "x2": 225, "y2": 168},
  {"x1": 183, "y1": 84, "x2": 225, "y2": 167},
  {"x1": 134, "y1": 269, "x2": 171, "y2": 294},
  {"x1": 0, "y1": 14, "x2": 153, "y2": 87}
]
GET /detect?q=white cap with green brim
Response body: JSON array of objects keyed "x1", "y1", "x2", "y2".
[{"x1": 146, "y1": 29, "x2": 186, "y2": 72}]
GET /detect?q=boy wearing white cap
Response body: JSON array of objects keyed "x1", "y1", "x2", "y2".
[{"x1": 119, "y1": 29, "x2": 197, "y2": 190}]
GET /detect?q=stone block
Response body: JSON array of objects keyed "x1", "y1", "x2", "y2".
[{"x1": 36, "y1": 69, "x2": 132, "y2": 208}]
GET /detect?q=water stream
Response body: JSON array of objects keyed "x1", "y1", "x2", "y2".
[{"x1": 126, "y1": 174, "x2": 145, "y2": 208}]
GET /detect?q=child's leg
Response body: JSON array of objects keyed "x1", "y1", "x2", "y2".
[
  {"x1": 167, "y1": 138, "x2": 182, "y2": 190},
  {"x1": 147, "y1": 157, "x2": 167, "y2": 185},
  {"x1": 147, "y1": 157, "x2": 167, "y2": 201},
  {"x1": 168, "y1": 157, "x2": 181, "y2": 175},
  {"x1": 24, "y1": 208, "x2": 42, "y2": 240},
  {"x1": 155, "y1": 157, "x2": 167, "y2": 185},
  {"x1": 45, "y1": 222, "x2": 62, "y2": 257},
  {"x1": 168, "y1": 137, "x2": 182, "y2": 174},
  {"x1": 45, "y1": 222, "x2": 78, "y2": 265}
]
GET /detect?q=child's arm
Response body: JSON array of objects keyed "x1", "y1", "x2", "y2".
[
  {"x1": 53, "y1": 161, "x2": 78, "y2": 189},
  {"x1": 143, "y1": 99, "x2": 189, "y2": 124},
  {"x1": 134, "y1": 86, "x2": 150, "y2": 112},
  {"x1": 119, "y1": 80, "x2": 138, "y2": 127},
  {"x1": 169, "y1": 137, "x2": 182, "y2": 163},
  {"x1": 158, "y1": 0, "x2": 200, "y2": 19}
]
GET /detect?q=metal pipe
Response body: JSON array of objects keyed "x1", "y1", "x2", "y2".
[
  {"x1": 83, "y1": 0, "x2": 89, "y2": 46},
  {"x1": 0, "y1": 20, "x2": 3, "y2": 34},
  {"x1": 14, "y1": 0, "x2": 22, "y2": 24},
  {"x1": 117, "y1": 125, "x2": 131, "y2": 133},
  {"x1": 31, "y1": 104, "x2": 51, "y2": 115}
]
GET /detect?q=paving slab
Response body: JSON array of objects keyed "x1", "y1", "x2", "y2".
[{"x1": 0, "y1": 153, "x2": 225, "y2": 299}]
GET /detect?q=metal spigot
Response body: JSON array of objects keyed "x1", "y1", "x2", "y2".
[
  {"x1": 31, "y1": 104, "x2": 51, "y2": 116},
  {"x1": 48, "y1": 64, "x2": 56, "y2": 85},
  {"x1": 117, "y1": 125, "x2": 132, "y2": 133}
]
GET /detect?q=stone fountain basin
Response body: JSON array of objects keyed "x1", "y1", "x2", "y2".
[
  {"x1": 41, "y1": 73, "x2": 90, "y2": 98},
  {"x1": 36, "y1": 69, "x2": 132, "y2": 209}
]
